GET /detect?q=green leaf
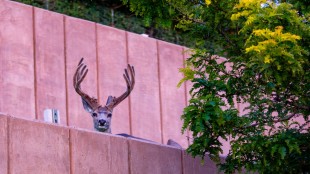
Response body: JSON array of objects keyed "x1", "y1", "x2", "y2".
[
  {"x1": 203, "y1": 113, "x2": 211, "y2": 121},
  {"x1": 209, "y1": 101, "x2": 216, "y2": 106},
  {"x1": 278, "y1": 146, "x2": 287, "y2": 159},
  {"x1": 271, "y1": 145, "x2": 278, "y2": 157},
  {"x1": 216, "y1": 116, "x2": 225, "y2": 126}
]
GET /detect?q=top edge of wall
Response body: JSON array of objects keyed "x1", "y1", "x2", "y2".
[
  {"x1": 10, "y1": 0, "x2": 189, "y2": 49},
  {"x1": 0, "y1": 112, "x2": 183, "y2": 150},
  {"x1": 4, "y1": 0, "x2": 33, "y2": 8}
]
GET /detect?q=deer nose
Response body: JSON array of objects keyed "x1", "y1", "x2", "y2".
[{"x1": 98, "y1": 119, "x2": 106, "y2": 126}]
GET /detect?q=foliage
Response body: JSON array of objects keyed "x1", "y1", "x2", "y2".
[
  {"x1": 14, "y1": 0, "x2": 194, "y2": 46},
  {"x1": 15, "y1": 0, "x2": 143, "y2": 31},
  {"x1": 125, "y1": 0, "x2": 310, "y2": 173}
]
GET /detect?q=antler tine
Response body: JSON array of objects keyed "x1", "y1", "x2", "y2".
[
  {"x1": 73, "y1": 58, "x2": 100, "y2": 110},
  {"x1": 74, "y1": 63, "x2": 87, "y2": 90},
  {"x1": 107, "y1": 64, "x2": 135, "y2": 109},
  {"x1": 73, "y1": 58, "x2": 87, "y2": 92}
]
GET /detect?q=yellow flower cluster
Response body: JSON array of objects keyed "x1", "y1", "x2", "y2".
[
  {"x1": 264, "y1": 55, "x2": 271, "y2": 63},
  {"x1": 205, "y1": 0, "x2": 211, "y2": 6},
  {"x1": 177, "y1": 67, "x2": 195, "y2": 87},
  {"x1": 253, "y1": 26, "x2": 301, "y2": 42},
  {"x1": 231, "y1": 10, "x2": 251, "y2": 21},
  {"x1": 231, "y1": 0, "x2": 267, "y2": 21},
  {"x1": 235, "y1": 0, "x2": 267, "y2": 9},
  {"x1": 245, "y1": 39, "x2": 277, "y2": 53},
  {"x1": 245, "y1": 26, "x2": 301, "y2": 64}
]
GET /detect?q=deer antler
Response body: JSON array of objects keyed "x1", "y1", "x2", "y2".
[
  {"x1": 106, "y1": 64, "x2": 135, "y2": 110},
  {"x1": 73, "y1": 58, "x2": 100, "y2": 111}
]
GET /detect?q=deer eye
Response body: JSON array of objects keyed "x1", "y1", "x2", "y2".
[
  {"x1": 107, "y1": 113, "x2": 112, "y2": 118},
  {"x1": 91, "y1": 113, "x2": 98, "y2": 117}
]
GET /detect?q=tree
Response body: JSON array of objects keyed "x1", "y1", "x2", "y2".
[{"x1": 124, "y1": 0, "x2": 310, "y2": 173}]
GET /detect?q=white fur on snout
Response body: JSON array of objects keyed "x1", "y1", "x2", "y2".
[{"x1": 92, "y1": 111, "x2": 112, "y2": 133}]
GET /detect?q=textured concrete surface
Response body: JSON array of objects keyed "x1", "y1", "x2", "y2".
[
  {"x1": 96, "y1": 24, "x2": 130, "y2": 134},
  {"x1": 34, "y1": 8, "x2": 67, "y2": 125},
  {"x1": 129, "y1": 139, "x2": 183, "y2": 174},
  {"x1": 0, "y1": 114, "x2": 8, "y2": 174},
  {"x1": 71, "y1": 128, "x2": 129, "y2": 174},
  {"x1": 109, "y1": 135, "x2": 129, "y2": 174},
  {"x1": 183, "y1": 152, "x2": 223, "y2": 174},
  {"x1": 3, "y1": 113, "x2": 226, "y2": 174},
  {"x1": 9, "y1": 117, "x2": 70, "y2": 174},
  {"x1": 158, "y1": 41, "x2": 188, "y2": 147},
  {"x1": 70, "y1": 129, "x2": 110, "y2": 174},
  {"x1": 127, "y1": 33, "x2": 162, "y2": 143},
  {"x1": 65, "y1": 16, "x2": 97, "y2": 130},
  {"x1": 0, "y1": 1, "x2": 35, "y2": 119}
]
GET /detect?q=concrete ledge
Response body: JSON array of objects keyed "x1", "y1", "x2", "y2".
[
  {"x1": 70, "y1": 128, "x2": 110, "y2": 174},
  {"x1": 0, "y1": 113, "x2": 223, "y2": 174},
  {"x1": 0, "y1": 115, "x2": 8, "y2": 174},
  {"x1": 129, "y1": 138, "x2": 182, "y2": 174},
  {"x1": 9, "y1": 116, "x2": 70, "y2": 174},
  {"x1": 183, "y1": 152, "x2": 223, "y2": 174}
]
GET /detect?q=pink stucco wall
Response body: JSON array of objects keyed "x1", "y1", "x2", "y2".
[
  {"x1": 0, "y1": 1, "x2": 35, "y2": 119},
  {"x1": 0, "y1": 1, "x2": 234, "y2": 172},
  {"x1": 0, "y1": 113, "x2": 223, "y2": 174},
  {"x1": 0, "y1": 0, "x2": 191, "y2": 147}
]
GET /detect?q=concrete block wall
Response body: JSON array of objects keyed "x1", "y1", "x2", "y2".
[
  {"x1": 0, "y1": 113, "x2": 222, "y2": 174},
  {"x1": 0, "y1": 0, "x2": 189, "y2": 147}
]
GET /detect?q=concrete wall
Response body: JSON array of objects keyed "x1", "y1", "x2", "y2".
[
  {"x1": 0, "y1": 2, "x2": 231, "y2": 172},
  {"x1": 0, "y1": 113, "x2": 222, "y2": 174},
  {"x1": 0, "y1": 0, "x2": 189, "y2": 147}
]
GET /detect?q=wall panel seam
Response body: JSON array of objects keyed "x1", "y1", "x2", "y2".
[
  {"x1": 95, "y1": 24, "x2": 100, "y2": 103},
  {"x1": 127, "y1": 140, "x2": 132, "y2": 174},
  {"x1": 7, "y1": 117, "x2": 10, "y2": 174},
  {"x1": 156, "y1": 41, "x2": 164, "y2": 144},
  {"x1": 64, "y1": 16, "x2": 69, "y2": 127},
  {"x1": 182, "y1": 47, "x2": 190, "y2": 147},
  {"x1": 125, "y1": 32, "x2": 133, "y2": 135},
  {"x1": 63, "y1": 16, "x2": 72, "y2": 174},
  {"x1": 32, "y1": 7, "x2": 38, "y2": 120},
  {"x1": 181, "y1": 150, "x2": 185, "y2": 174},
  {"x1": 69, "y1": 129, "x2": 73, "y2": 174}
]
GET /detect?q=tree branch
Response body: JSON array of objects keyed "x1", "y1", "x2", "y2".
[
  {"x1": 299, "y1": 120, "x2": 310, "y2": 131},
  {"x1": 232, "y1": 112, "x2": 299, "y2": 134}
]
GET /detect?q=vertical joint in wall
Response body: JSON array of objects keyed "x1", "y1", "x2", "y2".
[
  {"x1": 7, "y1": 117, "x2": 10, "y2": 174},
  {"x1": 156, "y1": 41, "x2": 164, "y2": 144},
  {"x1": 125, "y1": 32, "x2": 133, "y2": 135},
  {"x1": 64, "y1": 15, "x2": 69, "y2": 127},
  {"x1": 32, "y1": 7, "x2": 38, "y2": 120}
]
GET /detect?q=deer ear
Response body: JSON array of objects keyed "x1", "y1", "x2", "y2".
[
  {"x1": 82, "y1": 98, "x2": 94, "y2": 113},
  {"x1": 106, "y1": 96, "x2": 114, "y2": 105}
]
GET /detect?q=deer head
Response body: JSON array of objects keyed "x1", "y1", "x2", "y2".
[{"x1": 73, "y1": 58, "x2": 135, "y2": 133}]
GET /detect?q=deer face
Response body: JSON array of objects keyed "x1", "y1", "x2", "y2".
[
  {"x1": 92, "y1": 109, "x2": 112, "y2": 132},
  {"x1": 89, "y1": 107, "x2": 112, "y2": 133},
  {"x1": 82, "y1": 96, "x2": 114, "y2": 133},
  {"x1": 74, "y1": 58, "x2": 135, "y2": 133}
]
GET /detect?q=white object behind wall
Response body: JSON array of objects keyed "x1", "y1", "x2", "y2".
[{"x1": 44, "y1": 109, "x2": 60, "y2": 124}]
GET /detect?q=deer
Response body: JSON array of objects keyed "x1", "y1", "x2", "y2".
[
  {"x1": 73, "y1": 58, "x2": 182, "y2": 148},
  {"x1": 73, "y1": 58, "x2": 134, "y2": 133}
]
